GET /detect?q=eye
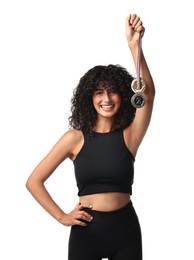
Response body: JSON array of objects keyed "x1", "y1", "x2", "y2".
[
  {"x1": 94, "y1": 90, "x2": 104, "y2": 96},
  {"x1": 109, "y1": 89, "x2": 118, "y2": 95}
]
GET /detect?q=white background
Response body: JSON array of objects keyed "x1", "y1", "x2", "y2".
[{"x1": 1, "y1": 0, "x2": 194, "y2": 259}]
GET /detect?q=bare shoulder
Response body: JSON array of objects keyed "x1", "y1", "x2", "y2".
[
  {"x1": 64, "y1": 129, "x2": 83, "y2": 143},
  {"x1": 57, "y1": 129, "x2": 83, "y2": 151},
  {"x1": 63, "y1": 129, "x2": 84, "y2": 161},
  {"x1": 44, "y1": 129, "x2": 83, "y2": 163}
]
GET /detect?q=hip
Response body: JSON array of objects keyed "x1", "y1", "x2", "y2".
[
  {"x1": 71, "y1": 200, "x2": 141, "y2": 235},
  {"x1": 79, "y1": 192, "x2": 131, "y2": 212}
]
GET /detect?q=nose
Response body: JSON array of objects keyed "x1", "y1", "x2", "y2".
[{"x1": 104, "y1": 91, "x2": 111, "y2": 102}]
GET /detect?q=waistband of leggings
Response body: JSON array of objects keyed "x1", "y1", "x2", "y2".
[{"x1": 83, "y1": 200, "x2": 133, "y2": 216}]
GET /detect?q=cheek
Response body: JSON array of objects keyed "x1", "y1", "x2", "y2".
[
  {"x1": 92, "y1": 96, "x2": 96, "y2": 106},
  {"x1": 115, "y1": 95, "x2": 121, "y2": 105},
  {"x1": 93, "y1": 95, "x2": 101, "y2": 105},
  {"x1": 92, "y1": 96, "x2": 100, "y2": 110}
]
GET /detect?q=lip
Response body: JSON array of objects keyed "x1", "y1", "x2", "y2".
[{"x1": 100, "y1": 105, "x2": 114, "y2": 109}]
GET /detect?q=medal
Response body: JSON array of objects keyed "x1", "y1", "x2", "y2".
[{"x1": 131, "y1": 92, "x2": 145, "y2": 108}]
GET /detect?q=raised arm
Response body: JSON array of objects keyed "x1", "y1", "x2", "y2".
[{"x1": 124, "y1": 14, "x2": 155, "y2": 156}]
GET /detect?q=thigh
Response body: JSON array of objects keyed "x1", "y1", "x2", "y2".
[
  {"x1": 110, "y1": 213, "x2": 142, "y2": 260},
  {"x1": 110, "y1": 246, "x2": 142, "y2": 260},
  {"x1": 68, "y1": 225, "x2": 101, "y2": 260}
]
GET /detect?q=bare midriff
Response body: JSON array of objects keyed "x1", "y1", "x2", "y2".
[{"x1": 79, "y1": 192, "x2": 131, "y2": 212}]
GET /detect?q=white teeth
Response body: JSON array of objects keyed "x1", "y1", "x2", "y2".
[{"x1": 101, "y1": 105, "x2": 113, "y2": 109}]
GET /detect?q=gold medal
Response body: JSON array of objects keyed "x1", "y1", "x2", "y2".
[{"x1": 131, "y1": 78, "x2": 146, "y2": 93}]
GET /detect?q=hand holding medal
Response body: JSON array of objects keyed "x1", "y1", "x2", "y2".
[{"x1": 126, "y1": 14, "x2": 146, "y2": 108}]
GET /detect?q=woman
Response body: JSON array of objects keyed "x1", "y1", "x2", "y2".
[{"x1": 26, "y1": 13, "x2": 155, "y2": 260}]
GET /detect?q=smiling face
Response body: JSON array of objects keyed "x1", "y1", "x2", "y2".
[{"x1": 92, "y1": 83, "x2": 121, "y2": 120}]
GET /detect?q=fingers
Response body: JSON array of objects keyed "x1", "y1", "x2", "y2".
[
  {"x1": 76, "y1": 202, "x2": 93, "y2": 209},
  {"x1": 73, "y1": 203, "x2": 93, "y2": 226},
  {"x1": 75, "y1": 219, "x2": 88, "y2": 227},
  {"x1": 126, "y1": 14, "x2": 145, "y2": 35},
  {"x1": 76, "y1": 208, "x2": 93, "y2": 222},
  {"x1": 75, "y1": 210, "x2": 93, "y2": 226},
  {"x1": 60, "y1": 203, "x2": 94, "y2": 227}
]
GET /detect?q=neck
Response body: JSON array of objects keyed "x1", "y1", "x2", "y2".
[{"x1": 93, "y1": 118, "x2": 116, "y2": 133}]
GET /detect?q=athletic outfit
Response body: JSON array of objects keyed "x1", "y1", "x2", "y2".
[{"x1": 68, "y1": 128, "x2": 142, "y2": 260}]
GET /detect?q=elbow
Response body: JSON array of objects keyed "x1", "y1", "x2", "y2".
[
  {"x1": 146, "y1": 77, "x2": 156, "y2": 99},
  {"x1": 146, "y1": 83, "x2": 156, "y2": 102},
  {"x1": 150, "y1": 89, "x2": 156, "y2": 101},
  {"x1": 149, "y1": 81, "x2": 156, "y2": 98},
  {"x1": 26, "y1": 177, "x2": 33, "y2": 192},
  {"x1": 152, "y1": 86, "x2": 156, "y2": 98},
  {"x1": 145, "y1": 90, "x2": 155, "y2": 104},
  {"x1": 26, "y1": 175, "x2": 45, "y2": 194},
  {"x1": 26, "y1": 176, "x2": 38, "y2": 193}
]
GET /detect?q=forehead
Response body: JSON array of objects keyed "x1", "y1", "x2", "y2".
[{"x1": 95, "y1": 81, "x2": 117, "y2": 91}]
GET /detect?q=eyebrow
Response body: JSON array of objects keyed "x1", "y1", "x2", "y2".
[{"x1": 95, "y1": 85, "x2": 118, "y2": 91}]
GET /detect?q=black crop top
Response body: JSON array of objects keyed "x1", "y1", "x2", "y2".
[{"x1": 73, "y1": 128, "x2": 135, "y2": 196}]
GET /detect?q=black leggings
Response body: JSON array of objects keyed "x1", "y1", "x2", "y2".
[{"x1": 68, "y1": 201, "x2": 142, "y2": 260}]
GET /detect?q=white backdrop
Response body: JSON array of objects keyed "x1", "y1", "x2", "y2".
[{"x1": 1, "y1": 0, "x2": 194, "y2": 259}]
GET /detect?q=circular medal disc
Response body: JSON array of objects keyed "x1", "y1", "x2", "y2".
[
  {"x1": 131, "y1": 93, "x2": 145, "y2": 108},
  {"x1": 131, "y1": 78, "x2": 146, "y2": 93}
]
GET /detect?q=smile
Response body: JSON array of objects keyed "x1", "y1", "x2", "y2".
[{"x1": 100, "y1": 105, "x2": 114, "y2": 109}]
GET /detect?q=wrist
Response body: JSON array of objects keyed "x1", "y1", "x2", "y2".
[
  {"x1": 57, "y1": 212, "x2": 67, "y2": 224},
  {"x1": 128, "y1": 42, "x2": 138, "y2": 52}
]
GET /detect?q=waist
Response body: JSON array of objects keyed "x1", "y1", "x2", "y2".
[{"x1": 79, "y1": 192, "x2": 131, "y2": 212}]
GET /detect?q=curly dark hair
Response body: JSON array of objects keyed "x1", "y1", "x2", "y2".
[{"x1": 68, "y1": 64, "x2": 136, "y2": 132}]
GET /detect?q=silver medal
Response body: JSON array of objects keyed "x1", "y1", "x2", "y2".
[{"x1": 131, "y1": 92, "x2": 145, "y2": 108}]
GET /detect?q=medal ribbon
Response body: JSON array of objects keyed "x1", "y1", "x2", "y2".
[
  {"x1": 137, "y1": 33, "x2": 142, "y2": 91},
  {"x1": 130, "y1": 32, "x2": 146, "y2": 108}
]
